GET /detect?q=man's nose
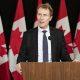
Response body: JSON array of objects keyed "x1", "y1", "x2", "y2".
[{"x1": 40, "y1": 15, "x2": 44, "y2": 20}]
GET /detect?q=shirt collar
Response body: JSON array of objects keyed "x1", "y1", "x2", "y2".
[{"x1": 38, "y1": 25, "x2": 50, "y2": 33}]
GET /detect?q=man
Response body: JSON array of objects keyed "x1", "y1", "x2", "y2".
[{"x1": 16, "y1": 3, "x2": 72, "y2": 74}]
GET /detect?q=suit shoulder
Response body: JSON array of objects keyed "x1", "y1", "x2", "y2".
[
  {"x1": 24, "y1": 28, "x2": 37, "y2": 34},
  {"x1": 24, "y1": 28, "x2": 34, "y2": 33},
  {"x1": 50, "y1": 27, "x2": 63, "y2": 34}
]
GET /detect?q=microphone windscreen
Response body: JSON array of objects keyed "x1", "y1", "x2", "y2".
[{"x1": 48, "y1": 36, "x2": 51, "y2": 40}]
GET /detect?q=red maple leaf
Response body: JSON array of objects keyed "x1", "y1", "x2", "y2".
[
  {"x1": 0, "y1": 32, "x2": 6, "y2": 56},
  {"x1": 74, "y1": 29, "x2": 80, "y2": 53},
  {"x1": 0, "y1": 32, "x2": 5, "y2": 45},
  {"x1": 58, "y1": 26, "x2": 73, "y2": 54},
  {"x1": 10, "y1": 28, "x2": 22, "y2": 55},
  {"x1": 66, "y1": 44, "x2": 73, "y2": 54},
  {"x1": 65, "y1": 32, "x2": 72, "y2": 44},
  {"x1": 64, "y1": 32, "x2": 73, "y2": 54}
]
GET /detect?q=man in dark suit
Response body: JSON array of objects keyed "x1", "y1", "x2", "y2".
[{"x1": 16, "y1": 3, "x2": 71, "y2": 74}]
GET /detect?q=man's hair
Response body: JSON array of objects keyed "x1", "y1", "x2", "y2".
[{"x1": 37, "y1": 3, "x2": 53, "y2": 16}]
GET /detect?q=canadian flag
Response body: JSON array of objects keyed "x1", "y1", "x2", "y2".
[
  {"x1": 0, "y1": 16, "x2": 10, "y2": 80},
  {"x1": 8, "y1": 0, "x2": 27, "y2": 80},
  {"x1": 34, "y1": 0, "x2": 42, "y2": 28},
  {"x1": 73, "y1": 13, "x2": 80, "y2": 61},
  {"x1": 56, "y1": 0, "x2": 74, "y2": 60}
]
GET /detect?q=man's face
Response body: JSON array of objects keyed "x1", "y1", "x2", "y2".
[{"x1": 37, "y1": 8, "x2": 52, "y2": 29}]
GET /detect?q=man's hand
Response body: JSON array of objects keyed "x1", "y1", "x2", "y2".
[
  {"x1": 16, "y1": 63, "x2": 22, "y2": 75},
  {"x1": 73, "y1": 59, "x2": 80, "y2": 62}
]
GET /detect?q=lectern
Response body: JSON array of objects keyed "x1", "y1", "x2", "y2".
[{"x1": 21, "y1": 62, "x2": 80, "y2": 80}]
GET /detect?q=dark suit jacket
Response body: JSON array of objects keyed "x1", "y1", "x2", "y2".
[{"x1": 17, "y1": 27, "x2": 72, "y2": 63}]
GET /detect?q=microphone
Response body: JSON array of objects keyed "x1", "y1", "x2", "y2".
[{"x1": 48, "y1": 36, "x2": 51, "y2": 40}]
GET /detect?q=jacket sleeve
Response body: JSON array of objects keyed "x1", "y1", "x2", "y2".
[
  {"x1": 17, "y1": 32, "x2": 29, "y2": 64},
  {"x1": 60, "y1": 31, "x2": 72, "y2": 61}
]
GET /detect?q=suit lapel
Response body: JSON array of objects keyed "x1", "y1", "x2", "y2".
[{"x1": 50, "y1": 27, "x2": 57, "y2": 61}]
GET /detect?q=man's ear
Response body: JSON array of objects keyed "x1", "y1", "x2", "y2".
[{"x1": 49, "y1": 16, "x2": 53, "y2": 21}]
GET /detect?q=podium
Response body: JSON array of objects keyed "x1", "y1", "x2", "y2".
[{"x1": 21, "y1": 62, "x2": 80, "y2": 80}]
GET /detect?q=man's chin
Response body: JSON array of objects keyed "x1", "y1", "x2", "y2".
[{"x1": 39, "y1": 26, "x2": 45, "y2": 29}]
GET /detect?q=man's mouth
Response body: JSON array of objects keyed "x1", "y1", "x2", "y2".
[{"x1": 40, "y1": 21, "x2": 44, "y2": 24}]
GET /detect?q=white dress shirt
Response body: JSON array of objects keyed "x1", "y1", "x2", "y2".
[{"x1": 38, "y1": 26, "x2": 52, "y2": 62}]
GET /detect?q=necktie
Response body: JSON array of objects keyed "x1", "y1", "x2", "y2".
[{"x1": 42, "y1": 30, "x2": 48, "y2": 62}]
